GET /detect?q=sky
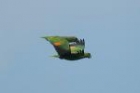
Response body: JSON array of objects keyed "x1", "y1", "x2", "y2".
[{"x1": 0, "y1": 0, "x2": 140, "y2": 93}]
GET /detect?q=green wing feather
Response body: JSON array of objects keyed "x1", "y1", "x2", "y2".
[
  {"x1": 70, "y1": 39, "x2": 85, "y2": 54},
  {"x1": 70, "y1": 44, "x2": 84, "y2": 54},
  {"x1": 61, "y1": 36, "x2": 78, "y2": 42},
  {"x1": 44, "y1": 36, "x2": 71, "y2": 56}
]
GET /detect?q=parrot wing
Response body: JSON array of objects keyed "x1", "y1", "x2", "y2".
[
  {"x1": 45, "y1": 36, "x2": 71, "y2": 57},
  {"x1": 70, "y1": 39, "x2": 85, "y2": 54}
]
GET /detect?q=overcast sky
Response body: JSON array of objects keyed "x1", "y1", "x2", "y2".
[{"x1": 0, "y1": 0, "x2": 140, "y2": 93}]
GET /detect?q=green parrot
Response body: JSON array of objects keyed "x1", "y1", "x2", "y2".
[{"x1": 42, "y1": 36, "x2": 91, "y2": 60}]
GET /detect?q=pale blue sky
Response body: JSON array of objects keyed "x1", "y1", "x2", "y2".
[{"x1": 0, "y1": 0, "x2": 140, "y2": 93}]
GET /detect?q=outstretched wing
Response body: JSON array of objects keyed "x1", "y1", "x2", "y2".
[
  {"x1": 44, "y1": 36, "x2": 71, "y2": 56},
  {"x1": 70, "y1": 39, "x2": 85, "y2": 54},
  {"x1": 61, "y1": 36, "x2": 79, "y2": 42}
]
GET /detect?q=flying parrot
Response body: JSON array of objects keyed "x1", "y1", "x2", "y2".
[{"x1": 42, "y1": 36, "x2": 91, "y2": 60}]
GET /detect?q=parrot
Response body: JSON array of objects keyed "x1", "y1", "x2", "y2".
[{"x1": 42, "y1": 36, "x2": 91, "y2": 60}]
